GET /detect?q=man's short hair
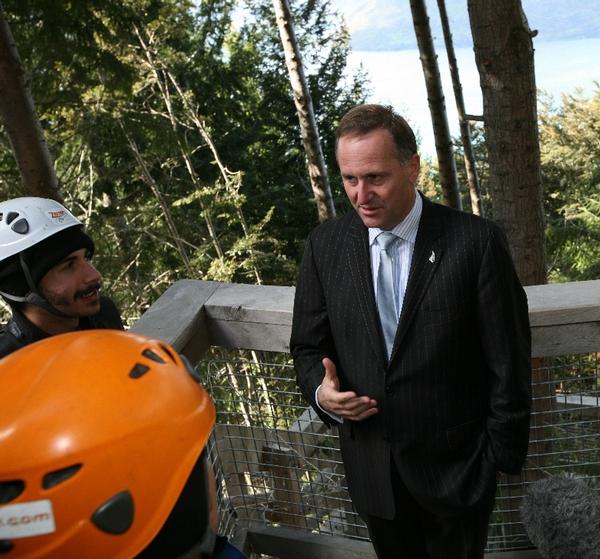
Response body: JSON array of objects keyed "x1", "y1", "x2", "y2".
[{"x1": 336, "y1": 104, "x2": 418, "y2": 162}]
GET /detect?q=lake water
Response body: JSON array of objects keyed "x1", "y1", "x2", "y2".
[{"x1": 347, "y1": 38, "x2": 600, "y2": 158}]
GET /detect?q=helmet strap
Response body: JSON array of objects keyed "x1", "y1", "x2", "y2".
[
  {"x1": 177, "y1": 529, "x2": 217, "y2": 559},
  {"x1": 20, "y1": 251, "x2": 38, "y2": 295},
  {"x1": 14, "y1": 252, "x2": 79, "y2": 319}
]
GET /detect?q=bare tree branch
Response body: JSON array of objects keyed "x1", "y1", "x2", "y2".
[
  {"x1": 124, "y1": 129, "x2": 194, "y2": 276},
  {"x1": 272, "y1": 0, "x2": 336, "y2": 222},
  {"x1": 0, "y1": 4, "x2": 61, "y2": 200},
  {"x1": 437, "y1": 0, "x2": 483, "y2": 215},
  {"x1": 410, "y1": 0, "x2": 461, "y2": 209}
]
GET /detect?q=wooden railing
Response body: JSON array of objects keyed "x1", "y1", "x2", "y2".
[{"x1": 131, "y1": 279, "x2": 600, "y2": 558}]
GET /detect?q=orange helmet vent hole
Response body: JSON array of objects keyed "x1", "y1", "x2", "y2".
[
  {"x1": 91, "y1": 491, "x2": 135, "y2": 535},
  {"x1": 159, "y1": 344, "x2": 177, "y2": 363},
  {"x1": 142, "y1": 349, "x2": 165, "y2": 364},
  {"x1": 42, "y1": 464, "x2": 82, "y2": 490},
  {"x1": 129, "y1": 363, "x2": 150, "y2": 379},
  {"x1": 0, "y1": 540, "x2": 14, "y2": 553},
  {"x1": 0, "y1": 480, "x2": 24, "y2": 504}
]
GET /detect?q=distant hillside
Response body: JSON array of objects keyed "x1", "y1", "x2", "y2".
[{"x1": 336, "y1": 0, "x2": 600, "y2": 51}]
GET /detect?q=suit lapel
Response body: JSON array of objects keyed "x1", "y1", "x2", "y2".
[
  {"x1": 390, "y1": 197, "x2": 444, "y2": 362},
  {"x1": 345, "y1": 212, "x2": 388, "y2": 367}
]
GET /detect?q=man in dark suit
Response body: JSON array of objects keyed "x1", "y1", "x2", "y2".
[{"x1": 290, "y1": 104, "x2": 531, "y2": 558}]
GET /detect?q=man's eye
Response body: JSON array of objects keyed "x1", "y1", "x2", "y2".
[{"x1": 344, "y1": 177, "x2": 357, "y2": 186}]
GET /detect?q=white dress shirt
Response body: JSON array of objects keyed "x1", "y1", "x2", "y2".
[{"x1": 369, "y1": 190, "x2": 422, "y2": 319}]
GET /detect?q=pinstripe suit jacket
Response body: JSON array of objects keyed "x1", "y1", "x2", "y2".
[{"x1": 290, "y1": 195, "x2": 531, "y2": 519}]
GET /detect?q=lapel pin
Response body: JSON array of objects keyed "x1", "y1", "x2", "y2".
[{"x1": 429, "y1": 250, "x2": 435, "y2": 264}]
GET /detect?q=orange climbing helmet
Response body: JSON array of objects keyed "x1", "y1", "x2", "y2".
[{"x1": 0, "y1": 330, "x2": 217, "y2": 558}]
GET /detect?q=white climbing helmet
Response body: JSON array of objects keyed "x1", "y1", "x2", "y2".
[{"x1": 0, "y1": 197, "x2": 82, "y2": 263}]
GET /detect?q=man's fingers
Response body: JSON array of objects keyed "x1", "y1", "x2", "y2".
[
  {"x1": 325, "y1": 395, "x2": 378, "y2": 418},
  {"x1": 349, "y1": 406, "x2": 379, "y2": 421},
  {"x1": 318, "y1": 386, "x2": 357, "y2": 409},
  {"x1": 317, "y1": 358, "x2": 378, "y2": 421},
  {"x1": 322, "y1": 357, "x2": 337, "y2": 381},
  {"x1": 340, "y1": 399, "x2": 378, "y2": 421},
  {"x1": 337, "y1": 395, "x2": 375, "y2": 411}
]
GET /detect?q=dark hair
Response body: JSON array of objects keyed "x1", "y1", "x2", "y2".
[
  {"x1": 0, "y1": 226, "x2": 94, "y2": 299},
  {"x1": 335, "y1": 104, "x2": 417, "y2": 161}
]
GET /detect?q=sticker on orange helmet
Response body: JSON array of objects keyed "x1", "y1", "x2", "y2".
[{"x1": 0, "y1": 499, "x2": 56, "y2": 539}]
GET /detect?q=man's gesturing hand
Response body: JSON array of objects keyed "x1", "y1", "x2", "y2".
[{"x1": 317, "y1": 357, "x2": 378, "y2": 421}]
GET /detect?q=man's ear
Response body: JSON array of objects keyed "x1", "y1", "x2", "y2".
[{"x1": 408, "y1": 153, "x2": 421, "y2": 184}]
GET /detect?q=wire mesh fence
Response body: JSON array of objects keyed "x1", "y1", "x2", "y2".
[{"x1": 198, "y1": 348, "x2": 600, "y2": 554}]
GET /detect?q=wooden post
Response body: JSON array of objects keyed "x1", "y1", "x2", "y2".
[{"x1": 261, "y1": 443, "x2": 306, "y2": 528}]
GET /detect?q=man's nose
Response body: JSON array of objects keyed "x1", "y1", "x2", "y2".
[
  {"x1": 355, "y1": 181, "x2": 372, "y2": 204},
  {"x1": 83, "y1": 261, "x2": 102, "y2": 283}
]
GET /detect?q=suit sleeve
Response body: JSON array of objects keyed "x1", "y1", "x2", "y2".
[
  {"x1": 290, "y1": 233, "x2": 338, "y2": 426},
  {"x1": 478, "y1": 225, "x2": 532, "y2": 474}
]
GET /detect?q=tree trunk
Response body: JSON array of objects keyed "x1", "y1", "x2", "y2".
[
  {"x1": 0, "y1": 5, "x2": 61, "y2": 200},
  {"x1": 469, "y1": 4, "x2": 547, "y2": 547},
  {"x1": 272, "y1": 0, "x2": 335, "y2": 223},
  {"x1": 409, "y1": 0, "x2": 461, "y2": 210},
  {"x1": 468, "y1": 0, "x2": 546, "y2": 286},
  {"x1": 437, "y1": 0, "x2": 483, "y2": 216}
]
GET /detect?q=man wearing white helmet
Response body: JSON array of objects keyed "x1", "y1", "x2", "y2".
[{"x1": 0, "y1": 197, "x2": 123, "y2": 358}]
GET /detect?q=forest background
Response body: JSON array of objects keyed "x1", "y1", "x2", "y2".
[{"x1": 0, "y1": 0, "x2": 599, "y2": 324}]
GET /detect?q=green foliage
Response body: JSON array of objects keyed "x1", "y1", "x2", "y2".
[
  {"x1": 453, "y1": 89, "x2": 600, "y2": 284},
  {"x1": 539, "y1": 87, "x2": 600, "y2": 282},
  {"x1": 220, "y1": 0, "x2": 367, "y2": 261},
  {"x1": 0, "y1": 0, "x2": 367, "y2": 323}
]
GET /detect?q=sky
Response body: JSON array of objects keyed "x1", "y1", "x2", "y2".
[
  {"x1": 330, "y1": 0, "x2": 600, "y2": 41},
  {"x1": 330, "y1": 0, "x2": 600, "y2": 157},
  {"x1": 331, "y1": 0, "x2": 394, "y2": 34}
]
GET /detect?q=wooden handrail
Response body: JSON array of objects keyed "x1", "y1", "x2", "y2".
[{"x1": 132, "y1": 278, "x2": 600, "y2": 358}]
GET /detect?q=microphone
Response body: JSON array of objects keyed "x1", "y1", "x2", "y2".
[{"x1": 521, "y1": 475, "x2": 600, "y2": 559}]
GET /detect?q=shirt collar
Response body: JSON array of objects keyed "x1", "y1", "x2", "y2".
[{"x1": 368, "y1": 190, "x2": 423, "y2": 246}]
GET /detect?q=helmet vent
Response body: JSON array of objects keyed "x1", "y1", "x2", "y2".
[
  {"x1": 5, "y1": 212, "x2": 18, "y2": 225},
  {"x1": 129, "y1": 363, "x2": 150, "y2": 379},
  {"x1": 0, "y1": 480, "x2": 24, "y2": 504},
  {"x1": 11, "y1": 218, "x2": 29, "y2": 234},
  {"x1": 0, "y1": 540, "x2": 14, "y2": 554},
  {"x1": 142, "y1": 348, "x2": 166, "y2": 364},
  {"x1": 91, "y1": 490, "x2": 135, "y2": 534},
  {"x1": 43, "y1": 464, "x2": 82, "y2": 489},
  {"x1": 159, "y1": 344, "x2": 177, "y2": 363}
]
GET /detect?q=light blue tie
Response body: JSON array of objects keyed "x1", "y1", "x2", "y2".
[{"x1": 376, "y1": 232, "x2": 399, "y2": 359}]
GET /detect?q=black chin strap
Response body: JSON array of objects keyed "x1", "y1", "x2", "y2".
[
  {"x1": 0, "y1": 253, "x2": 78, "y2": 319},
  {"x1": 176, "y1": 529, "x2": 216, "y2": 559}
]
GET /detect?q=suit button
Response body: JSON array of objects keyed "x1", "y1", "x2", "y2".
[{"x1": 385, "y1": 385, "x2": 392, "y2": 394}]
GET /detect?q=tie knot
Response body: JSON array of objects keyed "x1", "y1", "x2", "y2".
[{"x1": 376, "y1": 231, "x2": 397, "y2": 251}]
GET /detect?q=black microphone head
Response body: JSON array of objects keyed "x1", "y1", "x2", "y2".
[{"x1": 521, "y1": 475, "x2": 600, "y2": 559}]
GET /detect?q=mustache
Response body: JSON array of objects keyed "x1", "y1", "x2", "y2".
[{"x1": 74, "y1": 282, "x2": 102, "y2": 300}]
